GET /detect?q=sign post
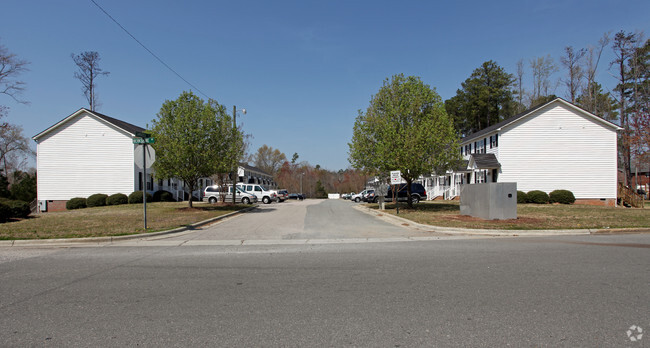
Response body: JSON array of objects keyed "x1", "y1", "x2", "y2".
[
  {"x1": 390, "y1": 170, "x2": 401, "y2": 214},
  {"x1": 134, "y1": 133, "x2": 155, "y2": 229}
]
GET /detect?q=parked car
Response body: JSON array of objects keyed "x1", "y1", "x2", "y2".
[
  {"x1": 362, "y1": 190, "x2": 376, "y2": 202},
  {"x1": 351, "y1": 189, "x2": 371, "y2": 203},
  {"x1": 378, "y1": 183, "x2": 427, "y2": 204},
  {"x1": 203, "y1": 185, "x2": 258, "y2": 204},
  {"x1": 288, "y1": 193, "x2": 305, "y2": 200},
  {"x1": 236, "y1": 183, "x2": 277, "y2": 204},
  {"x1": 275, "y1": 189, "x2": 289, "y2": 202}
]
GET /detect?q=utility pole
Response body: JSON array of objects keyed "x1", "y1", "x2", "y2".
[{"x1": 232, "y1": 105, "x2": 237, "y2": 206}]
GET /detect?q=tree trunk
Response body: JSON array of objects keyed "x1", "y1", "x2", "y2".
[{"x1": 406, "y1": 178, "x2": 413, "y2": 209}]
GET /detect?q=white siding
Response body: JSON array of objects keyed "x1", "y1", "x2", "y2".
[
  {"x1": 497, "y1": 104, "x2": 618, "y2": 199},
  {"x1": 36, "y1": 112, "x2": 135, "y2": 200}
]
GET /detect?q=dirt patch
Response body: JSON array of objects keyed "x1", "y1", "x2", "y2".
[{"x1": 445, "y1": 214, "x2": 544, "y2": 225}]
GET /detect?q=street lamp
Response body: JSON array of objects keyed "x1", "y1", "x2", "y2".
[
  {"x1": 300, "y1": 172, "x2": 304, "y2": 198},
  {"x1": 232, "y1": 106, "x2": 246, "y2": 205}
]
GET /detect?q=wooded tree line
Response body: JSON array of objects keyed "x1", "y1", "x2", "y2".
[{"x1": 445, "y1": 31, "x2": 649, "y2": 185}]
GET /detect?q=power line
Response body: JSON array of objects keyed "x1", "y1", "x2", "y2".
[{"x1": 90, "y1": 0, "x2": 211, "y2": 99}]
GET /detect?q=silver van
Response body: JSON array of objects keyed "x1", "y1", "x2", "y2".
[{"x1": 203, "y1": 185, "x2": 258, "y2": 204}]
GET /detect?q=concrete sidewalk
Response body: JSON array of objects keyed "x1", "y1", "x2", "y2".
[{"x1": 352, "y1": 204, "x2": 650, "y2": 236}]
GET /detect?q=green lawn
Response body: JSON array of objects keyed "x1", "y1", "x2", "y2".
[
  {"x1": 370, "y1": 200, "x2": 650, "y2": 230},
  {"x1": 0, "y1": 202, "x2": 247, "y2": 240}
]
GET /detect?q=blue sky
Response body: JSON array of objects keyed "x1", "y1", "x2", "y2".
[{"x1": 1, "y1": 0, "x2": 648, "y2": 171}]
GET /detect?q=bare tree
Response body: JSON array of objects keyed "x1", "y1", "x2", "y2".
[
  {"x1": 0, "y1": 123, "x2": 34, "y2": 176},
  {"x1": 72, "y1": 51, "x2": 110, "y2": 111},
  {"x1": 530, "y1": 55, "x2": 558, "y2": 105},
  {"x1": 560, "y1": 46, "x2": 586, "y2": 103},
  {"x1": 580, "y1": 33, "x2": 611, "y2": 115},
  {"x1": 515, "y1": 59, "x2": 526, "y2": 111},
  {"x1": 0, "y1": 40, "x2": 30, "y2": 107}
]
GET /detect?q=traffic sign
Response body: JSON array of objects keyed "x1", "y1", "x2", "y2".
[
  {"x1": 133, "y1": 137, "x2": 155, "y2": 144},
  {"x1": 390, "y1": 170, "x2": 401, "y2": 184}
]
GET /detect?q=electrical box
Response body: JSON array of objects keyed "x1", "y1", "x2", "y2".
[
  {"x1": 39, "y1": 200, "x2": 47, "y2": 212},
  {"x1": 460, "y1": 183, "x2": 517, "y2": 220}
]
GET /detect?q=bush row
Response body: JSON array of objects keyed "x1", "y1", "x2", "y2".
[
  {"x1": 66, "y1": 190, "x2": 174, "y2": 210},
  {"x1": 516, "y1": 189, "x2": 576, "y2": 204},
  {"x1": 0, "y1": 198, "x2": 31, "y2": 222}
]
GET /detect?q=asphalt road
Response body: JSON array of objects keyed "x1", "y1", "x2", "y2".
[{"x1": 0, "y1": 200, "x2": 648, "y2": 347}]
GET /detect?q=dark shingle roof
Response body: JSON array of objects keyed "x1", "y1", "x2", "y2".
[
  {"x1": 90, "y1": 109, "x2": 145, "y2": 135},
  {"x1": 471, "y1": 153, "x2": 501, "y2": 169},
  {"x1": 239, "y1": 163, "x2": 272, "y2": 176}
]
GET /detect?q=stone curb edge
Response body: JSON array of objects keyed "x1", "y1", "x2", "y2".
[
  {"x1": 352, "y1": 204, "x2": 650, "y2": 236},
  {"x1": 0, "y1": 205, "x2": 258, "y2": 247}
]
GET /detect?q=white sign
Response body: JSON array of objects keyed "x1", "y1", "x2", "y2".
[
  {"x1": 390, "y1": 170, "x2": 401, "y2": 184},
  {"x1": 134, "y1": 144, "x2": 156, "y2": 168}
]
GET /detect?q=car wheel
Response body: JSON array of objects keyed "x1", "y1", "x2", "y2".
[
  {"x1": 208, "y1": 197, "x2": 217, "y2": 204},
  {"x1": 242, "y1": 197, "x2": 250, "y2": 205},
  {"x1": 411, "y1": 196, "x2": 420, "y2": 204},
  {"x1": 354, "y1": 197, "x2": 360, "y2": 203},
  {"x1": 373, "y1": 197, "x2": 379, "y2": 203},
  {"x1": 263, "y1": 196, "x2": 271, "y2": 204}
]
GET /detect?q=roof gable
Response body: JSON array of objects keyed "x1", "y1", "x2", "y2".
[
  {"x1": 460, "y1": 98, "x2": 621, "y2": 143},
  {"x1": 32, "y1": 108, "x2": 145, "y2": 141}
]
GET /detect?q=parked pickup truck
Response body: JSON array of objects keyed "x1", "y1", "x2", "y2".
[{"x1": 236, "y1": 183, "x2": 277, "y2": 204}]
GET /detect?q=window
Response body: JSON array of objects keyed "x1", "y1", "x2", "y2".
[
  {"x1": 460, "y1": 146, "x2": 464, "y2": 156},
  {"x1": 483, "y1": 138, "x2": 487, "y2": 153},
  {"x1": 138, "y1": 172, "x2": 143, "y2": 191},
  {"x1": 489, "y1": 134, "x2": 498, "y2": 148}
]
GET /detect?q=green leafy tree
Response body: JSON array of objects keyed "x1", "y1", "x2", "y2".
[
  {"x1": 445, "y1": 61, "x2": 516, "y2": 135},
  {"x1": 349, "y1": 74, "x2": 460, "y2": 208},
  {"x1": 150, "y1": 91, "x2": 241, "y2": 208}
]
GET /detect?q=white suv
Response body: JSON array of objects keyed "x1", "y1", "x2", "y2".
[{"x1": 236, "y1": 184, "x2": 277, "y2": 204}]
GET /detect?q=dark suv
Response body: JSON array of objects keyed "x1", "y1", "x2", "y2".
[{"x1": 378, "y1": 183, "x2": 426, "y2": 204}]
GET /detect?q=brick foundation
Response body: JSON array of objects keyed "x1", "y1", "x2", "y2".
[
  {"x1": 573, "y1": 198, "x2": 616, "y2": 207},
  {"x1": 41, "y1": 200, "x2": 68, "y2": 212}
]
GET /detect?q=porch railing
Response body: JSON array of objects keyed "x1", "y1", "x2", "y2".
[{"x1": 618, "y1": 183, "x2": 644, "y2": 208}]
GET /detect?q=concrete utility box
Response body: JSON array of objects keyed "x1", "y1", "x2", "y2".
[{"x1": 460, "y1": 183, "x2": 517, "y2": 220}]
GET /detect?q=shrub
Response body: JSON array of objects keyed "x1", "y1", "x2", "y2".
[
  {"x1": 0, "y1": 203, "x2": 12, "y2": 222},
  {"x1": 153, "y1": 190, "x2": 174, "y2": 202},
  {"x1": 6, "y1": 200, "x2": 30, "y2": 218},
  {"x1": 526, "y1": 190, "x2": 550, "y2": 204},
  {"x1": 106, "y1": 193, "x2": 128, "y2": 206},
  {"x1": 66, "y1": 197, "x2": 87, "y2": 210},
  {"x1": 87, "y1": 193, "x2": 108, "y2": 207},
  {"x1": 128, "y1": 191, "x2": 153, "y2": 204},
  {"x1": 516, "y1": 191, "x2": 528, "y2": 204},
  {"x1": 549, "y1": 189, "x2": 576, "y2": 204}
]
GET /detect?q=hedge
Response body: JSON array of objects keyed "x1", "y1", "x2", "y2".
[
  {"x1": 6, "y1": 200, "x2": 30, "y2": 218},
  {"x1": 516, "y1": 191, "x2": 528, "y2": 204},
  {"x1": 106, "y1": 193, "x2": 129, "y2": 206},
  {"x1": 153, "y1": 190, "x2": 174, "y2": 202},
  {"x1": 526, "y1": 190, "x2": 550, "y2": 204},
  {"x1": 128, "y1": 191, "x2": 153, "y2": 204},
  {"x1": 549, "y1": 189, "x2": 576, "y2": 204},
  {"x1": 0, "y1": 199, "x2": 30, "y2": 221},
  {"x1": 66, "y1": 197, "x2": 87, "y2": 210},
  {"x1": 87, "y1": 193, "x2": 108, "y2": 207},
  {"x1": 0, "y1": 203, "x2": 13, "y2": 222}
]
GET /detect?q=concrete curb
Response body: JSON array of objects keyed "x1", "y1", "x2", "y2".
[
  {"x1": 352, "y1": 204, "x2": 646, "y2": 236},
  {"x1": 0, "y1": 205, "x2": 258, "y2": 247}
]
